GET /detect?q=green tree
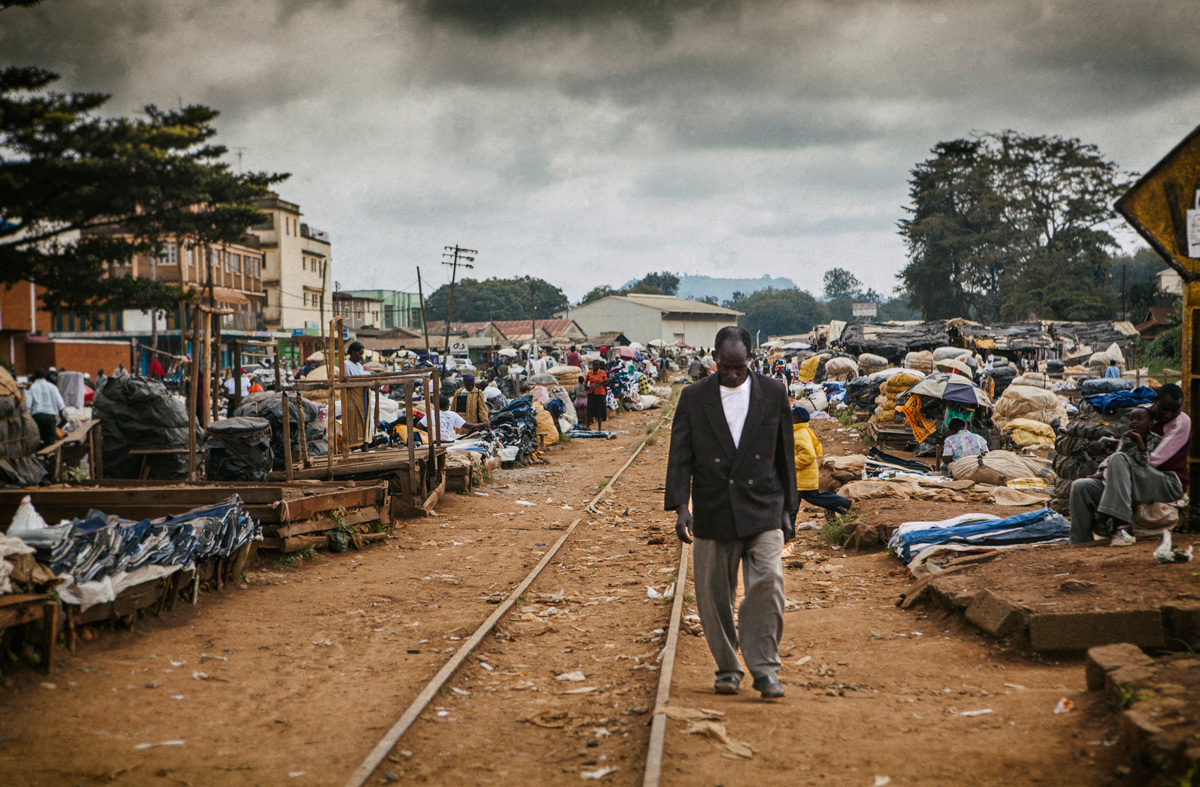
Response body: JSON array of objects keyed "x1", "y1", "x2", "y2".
[
  {"x1": 898, "y1": 132, "x2": 1132, "y2": 322},
  {"x1": 579, "y1": 284, "x2": 616, "y2": 305},
  {"x1": 724, "y1": 288, "x2": 828, "y2": 343},
  {"x1": 626, "y1": 271, "x2": 679, "y2": 296},
  {"x1": 1111, "y1": 247, "x2": 1168, "y2": 322},
  {"x1": 425, "y1": 276, "x2": 568, "y2": 323},
  {"x1": 0, "y1": 66, "x2": 286, "y2": 313},
  {"x1": 822, "y1": 268, "x2": 862, "y2": 301}
]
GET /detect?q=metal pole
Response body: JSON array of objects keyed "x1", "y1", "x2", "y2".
[{"x1": 417, "y1": 266, "x2": 432, "y2": 361}]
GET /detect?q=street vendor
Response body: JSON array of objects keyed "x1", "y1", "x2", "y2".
[
  {"x1": 1069, "y1": 384, "x2": 1190, "y2": 545},
  {"x1": 454, "y1": 373, "x2": 489, "y2": 424},
  {"x1": 942, "y1": 417, "x2": 988, "y2": 466},
  {"x1": 583, "y1": 359, "x2": 609, "y2": 430},
  {"x1": 343, "y1": 342, "x2": 371, "y2": 449}
]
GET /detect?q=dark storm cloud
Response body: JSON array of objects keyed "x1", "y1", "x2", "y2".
[{"x1": 406, "y1": 0, "x2": 742, "y2": 39}]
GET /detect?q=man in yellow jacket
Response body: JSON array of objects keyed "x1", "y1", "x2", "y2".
[{"x1": 792, "y1": 406, "x2": 852, "y2": 516}]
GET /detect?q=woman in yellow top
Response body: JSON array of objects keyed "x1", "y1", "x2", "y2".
[{"x1": 792, "y1": 406, "x2": 852, "y2": 516}]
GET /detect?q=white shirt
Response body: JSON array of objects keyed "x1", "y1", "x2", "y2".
[
  {"x1": 28, "y1": 379, "x2": 66, "y2": 416},
  {"x1": 438, "y1": 409, "x2": 466, "y2": 442},
  {"x1": 719, "y1": 375, "x2": 752, "y2": 449},
  {"x1": 223, "y1": 377, "x2": 251, "y2": 396},
  {"x1": 483, "y1": 384, "x2": 502, "y2": 401},
  {"x1": 344, "y1": 359, "x2": 367, "y2": 377}
]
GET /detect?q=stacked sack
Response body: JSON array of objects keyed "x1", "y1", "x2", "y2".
[
  {"x1": 992, "y1": 384, "x2": 1069, "y2": 446},
  {"x1": 547, "y1": 365, "x2": 583, "y2": 388},
  {"x1": 0, "y1": 368, "x2": 47, "y2": 487},
  {"x1": 1048, "y1": 416, "x2": 1125, "y2": 516},
  {"x1": 872, "y1": 371, "x2": 923, "y2": 426},
  {"x1": 904, "y1": 351, "x2": 935, "y2": 374},
  {"x1": 93, "y1": 377, "x2": 195, "y2": 479},
  {"x1": 857, "y1": 353, "x2": 888, "y2": 375}
]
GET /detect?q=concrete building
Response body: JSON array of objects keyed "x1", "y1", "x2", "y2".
[
  {"x1": 333, "y1": 291, "x2": 383, "y2": 330},
  {"x1": 249, "y1": 194, "x2": 333, "y2": 362},
  {"x1": 557, "y1": 294, "x2": 743, "y2": 347},
  {"x1": 0, "y1": 280, "x2": 48, "y2": 374},
  {"x1": 342, "y1": 289, "x2": 423, "y2": 331}
]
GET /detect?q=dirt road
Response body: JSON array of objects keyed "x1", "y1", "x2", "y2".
[{"x1": 0, "y1": 409, "x2": 1131, "y2": 786}]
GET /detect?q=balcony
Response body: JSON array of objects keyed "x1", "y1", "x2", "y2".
[{"x1": 221, "y1": 312, "x2": 267, "y2": 333}]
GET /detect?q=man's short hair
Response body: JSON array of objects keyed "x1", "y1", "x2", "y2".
[
  {"x1": 1159, "y1": 383, "x2": 1183, "y2": 402},
  {"x1": 439, "y1": 395, "x2": 450, "y2": 410},
  {"x1": 948, "y1": 417, "x2": 967, "y2": 432},
  {"x1": 714, "y1": 325, "x2": 752, "y2": 357},
  {"x1": 348, "y1": 341, "x2": 365, "y2": 354}
]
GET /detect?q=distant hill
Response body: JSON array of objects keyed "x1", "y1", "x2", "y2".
[{"x1": 677, "y1": 274, "x2": 796, "y2": 304}]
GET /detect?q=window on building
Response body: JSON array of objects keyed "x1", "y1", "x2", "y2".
[
  {"x1": 186, "y1": 246, "x2": 195, "y2": 267},
  {"x1": 223, "y1": 251, "x2": 232, "y2": 272},
  {"x1": 155, "y1": 242, "x2": 178, "y2": 267},
  {"x1": 232, "y1": 253, "x2": 242, "y2": 273}
]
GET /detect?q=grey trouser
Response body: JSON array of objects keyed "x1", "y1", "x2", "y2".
[
  {"x1": 692, "y1": 528, "x2": 785, "y2": 683},
  {"x1": 1068, "y1": 453, "x2": 1183, "y2": 543}
]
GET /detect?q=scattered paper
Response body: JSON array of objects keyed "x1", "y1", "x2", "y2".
[
  {"x1": 312, "y1": 639, "x2": 332, "y2": 647},
  {"x1": 961, "y1": 709, "x2": 993, "y2": 717},
  {"x1": 646, "y1": 587, "x2": 662, "y2": 599},
  {"x1": 289, "y1": 771, "x2": 306, "y2": 778},
  {"x1": 515, "y1": 500, "x2": 535, "y2": 506},
  {"x1": 661, "y1": 707, "x2": 725, "y2": 722},
  {"x1": 1053, "y1": 698, "x2": 1075, "y2": 714},
  {"x1": 562, "y1": 687, "x2": 598, "y2": 695},
  {"x1": 39, "y1": 682, "x2": 55, "y2": 690},
  {"x1": 874, "y1": 777, "x2": 892, "y2": 787},
  {"x1": 557, "y1": 671, "x2": 586, "y2": 682},
  {"x1": 581, "y1": 766, "x2": 618, "y2": 780},
  {"x1": 475, "y1": 492, "x2": 489, "y2": 496},
  {"x1": 134, "y1": 740, "x2": 185, "y2": 750}
]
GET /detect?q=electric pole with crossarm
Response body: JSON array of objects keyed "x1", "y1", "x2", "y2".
[{"x1": 441, "y1": 244, "x2": 477, "y2": 369}]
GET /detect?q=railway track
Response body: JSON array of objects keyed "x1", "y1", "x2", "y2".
[{"x1": 348, "y1": 409, "x2": 688, "y2": 787}]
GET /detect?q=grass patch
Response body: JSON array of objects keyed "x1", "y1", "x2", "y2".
[
  {"x1": 645, "y1": 434, "x2": 657, "y2": 446},
  {"x1": 818, "y1": 511, "x2": 856, "y2": 546}
]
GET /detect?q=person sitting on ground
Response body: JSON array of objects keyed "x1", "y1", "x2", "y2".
[
  {"x1": 431, "y1": 395, "x2": 488, "y2": 443},
  {"x1": 941, "y1": 417, "x2": 988, "y2": 467},
  {"x1": 583, "y1": 360, "x2": 609, "y2": 430},
  {"x1": 792, "y1": 406, "x2": 851, "y2": 517},
  {"x1": 1069, "y1": 384, "x2": 1190, "y2": 546},
  {"x1": 1104, "y1": 359, "x2": 1121, "y2": 379},
  {"x1": 28, "y1": 368, "x2": 66, "y2": 447},
  {"x1": 1099, "y1": 406, "x2": 1159, "y2": 546}
]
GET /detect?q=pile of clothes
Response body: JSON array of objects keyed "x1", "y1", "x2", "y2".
[
  {"x1": 7, "y1": 495, "x2": 258, "y2": 609},
  {"x1": 489, "y1": 395, "x2": 539, "y2": 463}
]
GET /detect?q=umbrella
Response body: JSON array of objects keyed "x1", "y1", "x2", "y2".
[
  {"x1": 781, "y1": 342, "x2": 811, "y2": 350},
  {"x1": 675, "y1": 341, "x2": 692, "y2": 348},
  {"x1": 305, "y1": 364, "x2": 330, "y2": 381},
  {"x1": 306, "y1": 351, "x2": 325, "y2": 363},
  {"x1": 498, "y1": 348, "x2": 518, "y2": 357},
  {"x1": 647, "y1": 339, "x2": 667, "y2": 347},
  {"x1": 760, "y1": 340, "x2": 781, "y2": 349},
  {"x1": 627, "y1": 341, "x2": 644, "y2": 350},
  {"x1": 617, "y1": 346, "x2": 638, "y2": 360},
  {"x1": 934, "y1": 358, "x2": 972, "y2": 377},
  {"x1": 906, "y1": 372, "x2": 992, "y2": 408}
]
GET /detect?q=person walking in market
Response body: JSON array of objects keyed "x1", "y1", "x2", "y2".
[
  {"x1": 664, "y1": 325, "x2": 796, "y2": 699},
  {"x1": 583, "y1": 359, "x2": 609, "y2": 430},
  {"x1": 28, "y1": 368, "x2": 66, "y2": 447},
  {"x1": 792, "y1": 406, "x2": 851, "y2": 517}
]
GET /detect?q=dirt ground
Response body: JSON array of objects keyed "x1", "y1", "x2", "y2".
[{"x1": 0, "y1": 404, "x2": 1192, "y2": 786}]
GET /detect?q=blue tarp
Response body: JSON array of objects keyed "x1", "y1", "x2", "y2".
[
  {"x1": 889, "y1": 507, "x2": 1070, "y2": 565},
  {"x1": 1083, "y1": 386, "x2": 1156, "y2": 414}
]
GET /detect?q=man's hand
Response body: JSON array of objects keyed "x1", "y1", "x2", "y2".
[
  {"x1": 675, "y1": 505, "x2": 694, "y2": 544},
  {"x1": 782, "y1": 508, "x2": 796, "y2": 543}
]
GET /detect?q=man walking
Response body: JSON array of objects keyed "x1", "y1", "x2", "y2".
[
  {"x1": 665, "y1": 325, "x2": 796, "y2": 699},
  {"x1": 28, "y1": 368, "x2": 66, "y2": 447}
]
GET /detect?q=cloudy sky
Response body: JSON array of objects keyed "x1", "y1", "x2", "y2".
[{"x1": 2, "y1": 0, "x2": 1198, "y2": 301}]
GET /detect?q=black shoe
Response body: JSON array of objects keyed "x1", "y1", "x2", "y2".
[
  {"x1": 714, "y1": 676, "x2": 740, "y2": 695},
  {"x1": 752, "y1": 675, "x2": 785, "y2": 699}
]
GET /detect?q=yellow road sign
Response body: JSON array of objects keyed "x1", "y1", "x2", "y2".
[{"x1": 1116, "y1": 124, "x2": 1200, "y2": 281}]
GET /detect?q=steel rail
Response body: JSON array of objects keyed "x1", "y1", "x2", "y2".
[
  {"x1": 346, "y1": 438, "x2": 653, "y2": 787},
  {"x1": 641, "y1": 540, "x2": 689, "y2": 787}
]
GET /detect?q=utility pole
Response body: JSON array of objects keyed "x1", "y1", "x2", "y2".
[
  {"x1": 417, "y1": 266, "x2": 432, "y2": 360},
  {"x1": 529, "y1": 277, "x2": 537, "y2": 361},
  {"x1": 441, "y1": 244, "x2": 477, "y2": 369},
  {"x1": 1121, "y1": 264, "x2": 1127, "y2": 322}
]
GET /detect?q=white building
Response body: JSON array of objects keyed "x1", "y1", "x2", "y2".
[{"x1": 558, "y1": 294, "x2": 743, "y2": 347}]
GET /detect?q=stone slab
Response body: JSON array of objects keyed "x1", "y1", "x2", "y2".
[
  {"x1": 1085, "y1": 643, "x2": 1151, "y2": 691},
  {"x1": 965, "y1": 589, "x2": 1025, "y2": 639},
  {"x1": 1028, "y1": 609, "x2": 1166, "y2": 653}
]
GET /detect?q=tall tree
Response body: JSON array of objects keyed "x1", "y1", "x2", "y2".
[
  {"x1": 724, "y1": 288, "x2": 828, "y2": 343},
  {"x1": 425, "y1": 276, "x2": 568, "y2": 322},
  {"x1": 822, "y1": 268, "x2": 862, "y2": 301},
  {"x1": 0, "y1": 66, "x2": 287, "y2": 313},
  {"x1": 626, "y1": 271, "x2": 680, "y2": 296},
  {"x1": 897, "y1": 132, "x2": 1131, "y2": 322}
]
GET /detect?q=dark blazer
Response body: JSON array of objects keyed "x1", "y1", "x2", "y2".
[{"x1": 664, "y1": 372, "x2": 798, "y2": 540}]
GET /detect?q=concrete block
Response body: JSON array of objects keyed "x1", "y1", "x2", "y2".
[
  {"x1": 1164, "y1": 602, "x2": 1200, "y2": 649},
  {"x1": 1028, "y1": 609, "x2": 1166, "y2": 653},
  {"x1": 1085, "y1": 643, "x2": 1149, "y2": 691},
  {"x1": 965, "y1": 589, "x2": 1025, "y2": 639}
]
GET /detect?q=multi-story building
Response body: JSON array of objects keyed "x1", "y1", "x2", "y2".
[
  {"x1": 333, "y1": 291, "x2": 383, "y2": 331},
  {"x1": 249, "y1": 194, "x2": 333, "y2": 362},
  {"x1": 341, "y1": 289, "x2": 423, "y2": 331}
]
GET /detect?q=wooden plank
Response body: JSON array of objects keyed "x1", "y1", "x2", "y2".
[
  {"x1": 0, "y1": 602, "x2": 45, "y2": 629},
  {"x1": 278, "y1": 486, "x2": 384, "y2": 522},
  {"x1": 41, "y1": 601, "x2": 58, "y2": 675},
  {"x1": 0, "y1": 593, "x2": 49, "y2": 609},
  {"x1": 405, "y1": 380, "x2": 417, "y2": 506},
  {"x1": 0, "y1": 486, "x2": 285, "y2": 505},
  {"x1": 267, "y1": 506, "x2": 381, "y2": 538},
  {"x1": 281, "y1": 534, "x2": 329, "y2": 553},
  {"x1": 282, "y1": 390, "x2": 294, "y2": 483}
]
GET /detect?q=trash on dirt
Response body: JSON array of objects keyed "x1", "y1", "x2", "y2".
[
  {"x1": 515, "y1": 500, "x2": 535, "y2": 506},
  {"x1": 288, "y1": 771, "x2": 306, "y2": 778},
  {"x1": 133, "y1": 740, "x2": 185, "y2": 750},
  {"x1": 960, "y1": 709, "x2": 993, "y2": 717},
  {"x1": 169, "y1": 694, "x2": 185, "y2": 700},
  {"x1": 684, "y1": 719, "x2": 754, "y2": 759},
  {"x1": 646, "y1": 586, "x2": 663, "y2": 599},
  {"x1": 661, "y1": 706, "x2": 725, "y2": 722},
  {"x1": 528, "y1": 710, "x2": 575, "y2": 728},
  {"x1": 312, "y1": 639, "x2": 332, "y2": 647},
  {"x1": 794, "y1": 655, "x2": 812, "y2": 667},
  {"x1": 593, "y1": 727, "x2": 611, "y2": 737},
  {"x1": 1153, "y1": 531, "x2": 1194, "y2": 564},
  {"x1": 1053, "y1": 698, "x2": 1075, "y2": 714},
  {"x1": 874, "y1": 777, "x2": 892, "y2": 787},
  {"x1": 557, "y1": 671, "x2": 587, "y2": 682},
  {"x1": 581, "y1": 766, "x2": 618, "y2": 780},
  {"x1": 646, "y1": 536, "x2": 666, "y2": 545},
  {"x1": 1003, "y1": 683, "x2": 1026, "y2": 691},
  {"x1": 562, "y1": 687, "x2": 597, "y2": 695}
]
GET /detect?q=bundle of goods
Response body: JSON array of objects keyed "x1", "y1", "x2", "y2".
[
  {"x1": 822, "y1": 356, "x2": 859, "y2": 382},
  {"x1": 844, "y1": 376, "x2": 880, "y2": 411},
  {"x1": 533, "y1": 401, "x2": 558, "y2": 444},
  {"x1": 1081, "y1": 385, "x2": 1156, "y2": 414},
  {"x1": 888, "y1": 507, "x2": 1069, "y2": 576},
  {"x1": 903, "y1": 351, "x2": 935, "y2": 374},
  {"x1": 1048, "y1": 416, "x2": 1125, "y2": 514},
  {"x1": 203, "y1": 417, "x2": 273, "y2": 482},
  {"x1": 1004, "y1": 418, "x2": 1057, "y2": 447},
  {"x1": 489, "y1": 395, "x2": 539, "y2": 462},
  {"x1": 992, "y1": 384, "x2": 1069, "y2": 431},
  {"x1": 932, "y1": 346, "x2": 972, "y2": 361},
  {"x1": 549, "y1": 386, "x2": 578, "y2": 425},
  {"x1": 547, "y1": 365, "x2": 584, "y2": 388},
  {"x1": 857, "y1": 353, "x2": 888, "y2": 376},
  {"x1": 821, "y1": 454, "x2": 866, "y2": 488},
  {"x1": 8, "y1": 495, "x2": 258, "y2": 610},
  {"x1": 792, "y1": 383, "x2": 828, "y2": 413},
  {"x1": 1011, "y1": 372, "x2": 1050, "y2": 389},
  {"x1": 1044, "y1": 359, "x2": 1065, "y2": 378},
  {"x1": 93, "y1": 376, "x2": 194, "y2": 480},
  {"x1": 527, "y1": 373, "x2": 559, "y2": 387},
  {"x1": 1079, "y1": 377, "x2": 1135, "y2": 396},
  {"x1": 987, "y1": 362, "x2": 1018, "y2": 397},
  {"x1": 0, "y1": 367, "x2": 47, "y2": 488},
  {"x1": 949, "y1": 449, "x2": 1055, "y2": 485},
  {"x1": 872, "y1": 371, "x2": 924, "y2": 426},
  {"x1": 234, "y1": 391, "x2": 328, "y2": 469}
]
